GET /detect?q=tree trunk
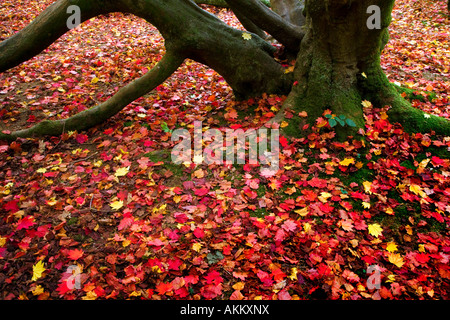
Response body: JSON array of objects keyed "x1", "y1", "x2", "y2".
[
  {"x1": 275, "y1": 0, "x2": 450, "y2": 139},
  {"x1": 225, "y1": 0, "x2": 305, "y2": 53},
  {"x1": 270, "y1": 0, "x2": 305, "y2": 27}
]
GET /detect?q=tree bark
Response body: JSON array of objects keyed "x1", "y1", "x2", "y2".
[
  {"x1": 270, "y1": 0, "x2": 305, "y2": 27},
  {"x1": 225, "y1": 0, "x2": 305, "y2": 53},
  {"x1": 194, "y1": 0, "x2": 271, "y2": 8},
  {"x1": 113, "y1": 0, "x2": 293, "y2": 98},
  {"x1": 275, "y1": 0, "x2": 450, "y2": 139}
]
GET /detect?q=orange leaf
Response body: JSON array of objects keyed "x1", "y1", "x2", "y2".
[
  {"x1": 230, "y1": 290, "x2": 244, "y2": 300},
  {"x1": 68, "y1": 249, "x2": 84, "y2": 261}
]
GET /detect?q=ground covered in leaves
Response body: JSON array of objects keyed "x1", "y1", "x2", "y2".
[{"x1": 0, "y1": 0, "x2": 449, "y2": 300}]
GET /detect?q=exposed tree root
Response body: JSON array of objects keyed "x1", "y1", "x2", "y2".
[{"x1": 225, "y1": 0, "x2": 305, "y2": 53}]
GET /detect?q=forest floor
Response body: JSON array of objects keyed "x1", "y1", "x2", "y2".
[{"x1": 0, "y1": 0, "x2": 449, "y2": 300}]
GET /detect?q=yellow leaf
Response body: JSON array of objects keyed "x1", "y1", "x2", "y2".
[
  {"x1": 32, "y1": 260, "x2": 46, "y2": 281},
  {"x1": 36, "y1": 168, "x2": 47, "y2": 174},
  {"x1": 386, "y1": 242, "x2": 398, "y2": 253},
  {"x1": 388, "y1": 252, "x2": 405, "y2": 268},
  {"x1": 122, "y1": 239, "x2": 131, "y2": 247},
  {"x1": 129, "y1": 291, "x2": 142, "y2": 297},
  {"x1": 294, "y1": 207, "x2": 308, "y2": 217},
  {"x1": 280, "y1": 121, "x2": 289, "y2": 128},
  {"x1": 386, "y1": 274, "x2": 396, "y2": 283},
  {"x1": 361, "y1": 100, "x2": 372, "y2": 108},
  {"x1": 153, "y1": 204, "x2": 167, "y2": 215},
  {"x1": 362, "y1": 202, "x2": 371, "y2": 209},
  {"x1": 409, "y1": 184, "x2": 425, "y2": 197},
  {"x1": 418, "y1": 244, "x2": 425, "y2": 253},
  {"x1": 0, "y1": 236, "x2": 7, "y2": 247},
  {"x1": 46, "y1": 197, "x2": 57, "y2": 206},
  {"x1": 242, "y1": 32, "x2": 252, "y2": 40},
  {"x1": 303, "y1": 222, "x2": 311, "y2": 232},
  {"x1": 110, "y1": 200, "x2": 124, "y2": 210},
  {"x1": 368, "y1": 223, "x2": 383, "y2": 238},
  {"x1": 91, "y1": 77, "x2": 100, "y2": 84},
  {"x1": 192, "y1": 242, "x2": 202, "y2": 252},
  {"x1": 284, "y1": 65, "x2": 295, "y2": 74},
  {"x1": 361, "y1": 72, "x2": 367, "y2": 78},
  {"x1": 82, "y1": 291, "x2": 98, "y2": 300},
  {"x1": 32, "y1": 285, "x2": 44, "y2": 296},
  {"x1": 232, "y1": 282, "x2": 245, "y2": 290},
  {"x1": 418, "y1": 158, "x2": 430, "y2": 169},
  {"x1": 152, "y1": 265, "x2": 162, "y2": 273},
  {"x1": 193, "y1": 169, "x2": 204, "y2": 178},
  {"x1": 289, "y1": 267, "x2": 298, "y2": 281},
  {"x1": 93, "y1": 160, "x2": 103, "y2": 167},
  {"x1": 363, "y1": 181, "x2": 372, "y2": 194},
  {"x1": 339, "y1": 158, "x2": 355, "y2": 166},
  {"x1": 405, "y1": 225, "x2": 413, "y2": 235},
  {"x1": 319, "y1": 192, "x2": 332, "y2": 203},
  {"x1": 114, "y1": 166, "x2": 130, "y2": 177}
]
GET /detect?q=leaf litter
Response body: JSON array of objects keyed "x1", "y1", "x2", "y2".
[{"x1": 0, "y1": 0, "x2": 449, "y2": 300}]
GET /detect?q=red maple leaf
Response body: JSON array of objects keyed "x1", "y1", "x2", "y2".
[
  {"x1": 156, "y1": 282, "x2": 173, "y2": 295},
  {"x1": 194, "y1": 187, "x2": 209, "y2": 196},
  {"x1": 193, "y1": 227, "x2": 205, "y2": 239},
  {"x1": 56, "y1": 281, "x2": 71, "y2": 296},
  {"x1": 167, "y1": 258, "x2": 183, "y2": 271},
  {"x1": 204, "y1": 269, "x2": 223, "y2": 285},
  {"x1": 118, "y1": 213, "x2": 134, "y2": 231},
  {"x1": 415, "y1": 253, "x2": 430, "y2": 264},
  {"x1": 75, "y1": 133, "x2": 88, "y2": 144},
  {"x1": 16, "y1": 216, "x2": 35, "y2": 230},
  {"x1": 282, "y1": 219, "x2": 297, "y2": 232},
  {"x1": 4, "y1": 200, "x2": 19, "y2": 213},
  {"x1": 200, "y1": 283, "x2": 222, "y2": 299},
  {"x1": 67, "y1": 249, "x2": 84, "y2": 261}
]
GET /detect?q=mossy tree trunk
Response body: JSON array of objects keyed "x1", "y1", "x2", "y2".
[{"x1": 275, "y1": 0, "x2": 450, "y2": 139}]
